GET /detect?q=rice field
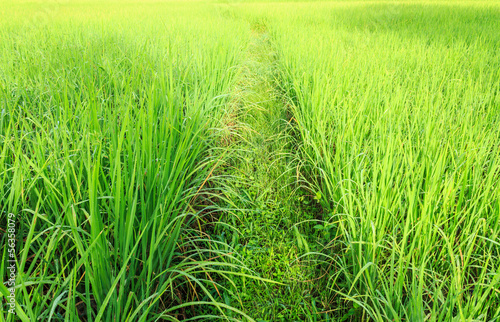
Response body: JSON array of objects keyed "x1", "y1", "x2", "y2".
[{"x1": 1, "y1": 0, "x2": 499, "y2": 321}]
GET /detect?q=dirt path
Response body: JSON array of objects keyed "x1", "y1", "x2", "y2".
[{"x1": 213, "y1": 23, "x2": 324, "y2": 320}]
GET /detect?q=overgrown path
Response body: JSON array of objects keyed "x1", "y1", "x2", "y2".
[{"x1": 212, "y1": 23, "x2": 326, "y2": 320}]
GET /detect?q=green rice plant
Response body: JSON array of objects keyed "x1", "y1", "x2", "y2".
[
  {"x1": 264, "y1": 1, "x2": 500, "y2": 320},
  {"x1": 0, "y1": 1, "x2": 257, "y2": 320}
]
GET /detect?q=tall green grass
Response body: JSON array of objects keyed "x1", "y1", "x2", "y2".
[
  {"x1": 2, "y1": 0, "x2": 500, "y2": 321},
  {"x1": 265, "y1": 1, "x2": 500, "y2": 320},
  {"x1": 0, "y1": 2, "x2": 254, "y2": 320}
]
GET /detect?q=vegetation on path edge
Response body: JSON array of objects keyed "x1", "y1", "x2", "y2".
[{"x1": 1, "y1": 1, "x2": 499, "y2": 321}]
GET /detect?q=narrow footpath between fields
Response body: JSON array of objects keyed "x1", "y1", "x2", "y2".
[{"x1": 211, "y1": 21, "x2": 329, "y2": 321}]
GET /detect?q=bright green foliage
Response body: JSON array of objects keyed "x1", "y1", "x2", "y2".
[
  {"x1": 266, "y1": 2, "x2": 500, "y2": 320},
  {"x1": 1, "y1": 0, "x2": 500, "y2": 321},
  {"x1": 0, "y1": 2, "x2": 253, "y2": 320}
]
